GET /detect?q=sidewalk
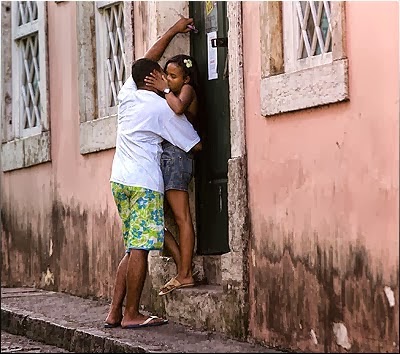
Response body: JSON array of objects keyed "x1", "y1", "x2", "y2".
[{"x1": 1, "y1": 287, "x2": 285, "y2": 353}]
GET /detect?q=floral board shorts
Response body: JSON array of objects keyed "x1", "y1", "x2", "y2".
[
  {"x1": 111, "y1": 182, "x2": 164, "y2": 252},
  {"x1": 161, "y1": 141, "x2": 194, "y2": 192}
]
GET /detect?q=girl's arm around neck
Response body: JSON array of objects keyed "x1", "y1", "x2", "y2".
[{"x1": 166, "y1": 85, "x2": 195, "y2": 115}]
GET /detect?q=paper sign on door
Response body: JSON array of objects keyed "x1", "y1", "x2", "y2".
[{"x1": 207, "y1": 31, "x2": 218, "y2": 80}]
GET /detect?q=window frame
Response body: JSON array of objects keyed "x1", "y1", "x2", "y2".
[
  {"x1": 77, "y1": 1, "x2": 133, "y2": 155},
  {"x1": 1, "y1": 1, "x2": 50, "y2": 172},
  {"x1": 283, "y1": 1, "x2": 333, "y2": 73},
  {"x1": 260, "y1": 1, "x2": 348, "y2": 117}
]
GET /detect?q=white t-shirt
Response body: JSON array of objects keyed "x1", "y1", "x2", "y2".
[{"x1": 110, "y1": 77, "x2": 200, "y2": 193}]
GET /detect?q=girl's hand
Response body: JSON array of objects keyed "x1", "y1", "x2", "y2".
[{"x1": 144, "y1": 70, "x2": 169, "y2": 92}]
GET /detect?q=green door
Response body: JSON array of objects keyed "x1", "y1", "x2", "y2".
[{"x1": 190, "y1": 1, "x2": 230, "y2": 255}]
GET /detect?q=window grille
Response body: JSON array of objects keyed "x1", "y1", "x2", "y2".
[
  {"x1": 295, "y1": 1, "x2": 332, "y2": 59},
  {"x1": 102, "y1": 2, "x2": 126, "y2": 107}
]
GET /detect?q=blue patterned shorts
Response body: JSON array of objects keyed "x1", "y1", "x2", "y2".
[
  {"x1": 161, "y1": 141, "x2": 194, "y2": 192},
  {"x1": 111, "y1": 182, "x2": 164, "y2": 252}
]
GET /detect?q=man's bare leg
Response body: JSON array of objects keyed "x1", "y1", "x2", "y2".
[
  {"x1": 121, "y1": 249, "x2": 166, "y2": 327},
  {"x1": 105, "y1": 253, "x2": 128, "y2": 325}
]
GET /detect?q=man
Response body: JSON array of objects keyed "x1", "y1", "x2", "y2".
[{"x1": 105, "y1": 58, "x2": 201, "y2": 329}]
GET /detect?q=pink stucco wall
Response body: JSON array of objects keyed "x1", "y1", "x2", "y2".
[
  {"x1": 1, "y1": 2, "x2": 123, "y2": 298},
  {"x1": 243, "y1": 2, "x2": 398, "y2": 352}
]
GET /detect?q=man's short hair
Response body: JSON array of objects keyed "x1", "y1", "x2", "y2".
[{"x1": 131, "y1": 58, "x2": 161, "y2": 88}]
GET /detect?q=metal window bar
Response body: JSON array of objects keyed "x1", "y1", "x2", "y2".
[
  {"x1": 18, "y1": 1, "x2": 38, "y2": 26},
  {"x1": 296, "y1": 1, "x2": 332, "y2": 60},
  {"x1": 104, "y1": 2, "x2": 126, "y2": 107},
  {"x1": 20, "y1": 33, "x2": 41, "y2": 129}
]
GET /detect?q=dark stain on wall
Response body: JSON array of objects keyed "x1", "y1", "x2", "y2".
[
  {"x1": 50, "y1": 200, "x2": 89, "y2": 294},
  {"x1": 1, "y1": 195, "x2": 129, "y2": 300},
  {"x1": 250, "y1": 220, "x2": 399, "y2": 353},
  {"x1": 1, "y1": 203, "x2": 49, "y2": 288}
]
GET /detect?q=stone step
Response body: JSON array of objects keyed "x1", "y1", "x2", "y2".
[{"x1": 162, "y1": 284, "x2": 224, "y2": 331}]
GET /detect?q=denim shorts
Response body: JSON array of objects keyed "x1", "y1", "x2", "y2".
[{"x1": 161, "y1": 141, "x2": 194, "y2": 192}]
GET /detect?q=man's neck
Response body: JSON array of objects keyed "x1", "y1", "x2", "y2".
[
  {"x1": 137, "y1": 85, "x2": 162, "y2": 97},
  {"x1": 138, "y1": 85, "x2": 156, "y2": 93}
]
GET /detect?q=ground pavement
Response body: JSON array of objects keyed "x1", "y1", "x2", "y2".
[{"x1": 1, "y1": 287, "x2": 286, "y2": 353}]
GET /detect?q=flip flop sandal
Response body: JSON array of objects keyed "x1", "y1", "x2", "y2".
[
  {"x1": 104, "y1": 321, "x2": 121, "y2": 328},
  {"x1": 121, "y1": 316, "x2": 168, "y2": 329},
  {"x1": 158, "y1": 277, "x2": 195, "y2": 296}
]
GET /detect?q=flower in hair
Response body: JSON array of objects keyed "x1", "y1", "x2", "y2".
[{"x1": 184, "y1": 59, "x2": 192, "y2": 68}]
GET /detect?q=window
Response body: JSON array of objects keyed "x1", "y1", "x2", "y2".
[
  {"x1": 77, "y1": 1, "x2": 133, "y2": 155},
  {"x1": 1, "y1": 1, "x2": 50, "y2": 171},
  {"x1": 283, "y1": 1, "x2": 332, "y2": 73},
  {"x1": 260, "y1": 1, "x2": 348, "y2": 116},
  {"x1": 96, "y1": 1, "x2": 127, "y2": 118}
]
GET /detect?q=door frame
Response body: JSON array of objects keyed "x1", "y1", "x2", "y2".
[
  {"x1": 221, "y1": 1, "x2": 249, "y2": 290},
  {"x1": 145, "y1": 1, "x2": 250, "y2": 338}
]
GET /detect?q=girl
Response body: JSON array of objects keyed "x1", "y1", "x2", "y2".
[{"x1": 144, "y1": 54, "x2": 202, "y2": 295}]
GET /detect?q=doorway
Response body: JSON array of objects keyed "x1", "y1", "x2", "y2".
[{"x1": 190, "y1": 1, "x2": 230, "y2": 255}]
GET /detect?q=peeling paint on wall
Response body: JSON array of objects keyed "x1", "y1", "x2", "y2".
[
  {"x1": 384, "y1": 286, "x2": 396, "y2": 307},
  {"x1": 41, "y1": 267, "x2": 54, "y2": 286},
  {"x1": 249, "y1": 221, "x2": 399, "y2": 353},
  {"x1": 332, "y1": 322, "x2": 351, "y2": 350},
  {"x1": 310, "y1": 329, "x2": 318, "y2": 345},
  {"x1": 49, "y1": 238, "x2": 53, "y2": 257}
]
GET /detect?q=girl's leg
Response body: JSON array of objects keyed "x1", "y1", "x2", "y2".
[
  {"x1": 165, "y1": 189, "x2": 195, "y2": 284},
  {"x1": 163, "y1": 228, "x2": 181, "y2": 271}
]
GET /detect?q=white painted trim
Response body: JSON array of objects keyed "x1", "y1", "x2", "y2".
[
  {"x1": 260, "y1": 59, "x2": 349, "y2": 116},
  {"x1": 4, "y1": 1, "x2": 50, "y2": 171},
  {"x1": 95, "y1": 1, "x2": 127, "y2": 118},
  {"x1": 11, "y1": 2, "x2": 49, "y2": 137},
  {"x1": 13, "y1": 20, "x2": 39, "y2": 39},
  {"x1": 95, "y1": 6, "x2": 109, "y2": 118},
  {"x1": 77, "y1": 1, "x2": 131, "y2": 154},
  {"x1": 283, "y1": 1, "x2": 332, "y2": 74},
  {"x1": 227, "y1": 1, "x2": 245, "y2": 159},
  {"x1": 1, "y1": 131, "x2": 51, "y2": 171},
  {"x1": 80, "y1": 115, "x2": 117, "y2": 155},
  {"x1": 38, "y1": 2, "x2": 49, "y2": 132},
  {"x1": 261, "y1": 1, "x2": 347, "y2": 116},
  {"x1": 96, "y1": 1, "x2": 119, "y2": 10}
]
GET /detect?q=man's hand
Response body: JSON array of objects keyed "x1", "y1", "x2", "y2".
[{"x1": 172, "y1": 17, "x2": 194, "y2": 34}]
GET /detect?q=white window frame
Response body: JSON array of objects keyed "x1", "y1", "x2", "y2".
[
  {"x1": 1, "y1": 1, "x2": 50, "y2": 172},
  {"x1": 283, "y1": 1, "x2": 333, "y2": 73},
  {"x1": 260, "y1": 1, "x2": 348, "y2": 117},
  {"x1": 95, "y1": 1, "x2": 126, "y2": 119},
  {"x1": 77, "y1": 1, "x2": 133, "y2": 155}
]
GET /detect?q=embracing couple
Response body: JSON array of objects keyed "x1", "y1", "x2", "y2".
[{"x1": 104, "y1": 17, "x2": 202, "y2": 329}]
